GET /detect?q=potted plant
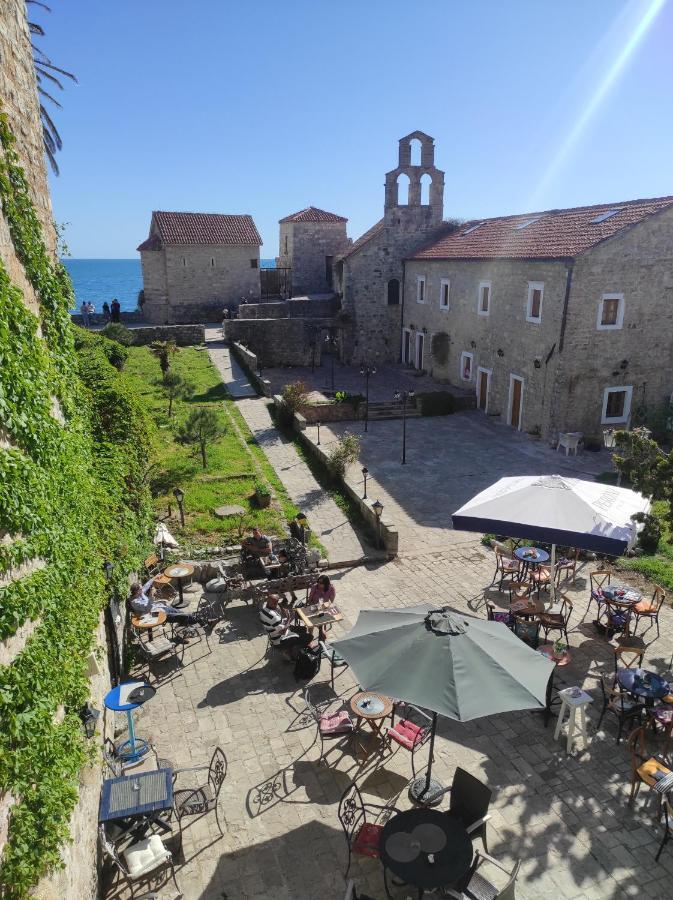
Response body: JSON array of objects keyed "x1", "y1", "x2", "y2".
[
  {"x1": 553, "y1": 638, "x2": 567, "y2": 660},
  {"x1": 254, "y1": 481, "x2": 272, "y2": 508}
]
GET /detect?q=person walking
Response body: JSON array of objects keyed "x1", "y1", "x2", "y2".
[
  {"x1": 110, "y1": 298, "x2": 121, "y2": 323},
  {"x1": 102, "y1": 301, "x2": 111, "y2": 322},
  {"x1": 80, "y1": 301, "x2": 90, "y2": 328}
]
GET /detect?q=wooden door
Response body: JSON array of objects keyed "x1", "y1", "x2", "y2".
[
  {"x1": 417, "y1": 334, "x2": 424, "y2": 370},
  {"x1": 478, "y1": 370, "x2": 489, "y2": 411},
  {"x1": 509, "y1": 377, "x2": 523, "y2": 430},
  {"x1": 403, "y1": 331, "x2": 410, "y2": 364}
]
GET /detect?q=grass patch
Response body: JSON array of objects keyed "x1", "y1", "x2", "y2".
[
  {"x1": 123, "y1": 346, "x2": 314, "y2": 550},
  {"x1": 614, "y1": 499, "x2": 673, "y2": 589}
]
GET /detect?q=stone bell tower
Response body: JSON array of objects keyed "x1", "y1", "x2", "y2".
[{"x1": 383, "y1": 131, "x2": 444, "y2": 227}]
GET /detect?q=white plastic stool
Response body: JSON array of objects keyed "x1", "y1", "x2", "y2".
[{"x1": 554, "y1": 687, "x2": 592, "y2": 753}]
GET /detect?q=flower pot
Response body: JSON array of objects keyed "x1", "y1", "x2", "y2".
[{"x1": 255, "y1": 489, "x2": 271, "y2": 508}]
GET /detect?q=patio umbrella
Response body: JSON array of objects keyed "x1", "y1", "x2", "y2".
[
  {"x1": 332, "y1": 604, "x2": 554, "y2": 803},
  {"x1": 452, "y1": 475, "x2": 650, "y2": 598}
]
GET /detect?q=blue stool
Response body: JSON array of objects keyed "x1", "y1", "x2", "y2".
[{"x1": 104, "y1": 681, "x2": 156, "y2": 763}]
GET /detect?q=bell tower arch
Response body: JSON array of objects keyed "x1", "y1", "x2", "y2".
[{"x1": 384, "y1": 131, "x2": 444, "y2": 225}]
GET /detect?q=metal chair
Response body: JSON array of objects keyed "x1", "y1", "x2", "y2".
[
  {"x1": 537, "y1": 596, "x2": 572, "y2": 646},
  {"x1": 445, "y1": 851, "x2": 520, "y2": 900},
  {"x1": 589, "y1": 570, "x2": 612, "y2": 623},
  {"x1": 443, "y1": 767, "x2": 492, "y2": 852},
  {"x1": 302, "y1": 685, "x2": 354, "y2": 763},
  {"x1": 337, "y1": 780, "x2": 398, "y2": 879},
  {"x1": 103, "y1": 736, "x2": 172, "y2": 777},
  {"x1": 555, "y1": 548, "x2": 579, "y2": 586},
  {"x1": 319, "y1": 640, "x2": 350, "y2": 689},
  {"x1": 490, "y1": 547, "x2": 521, "y2": 590},
  {"x1": 98, "y1": 823, "x2": 180, "y2": 899},
  {"x1": 596, "y1": 675, "x2": 644, "y2": 744},
  {"x1": 627, "y1": 725, "x2": 671, "y2": 810},
  {"x1": 171, "y1": 747, "x2": 228, "y2": 844},
  {"x1": 132, "y1": 626, "x2": 183, "y2": 683},
  {"x1": 171, "y1": 595, "x2": 216, "y2": 653},
  {"x1": 632, "y1": 586, "x2": 666, "y2": 638},
  {"x1": 656, "y1": 798, "x2": 673, "y2": 862},
  {"x1": 385, "y1": 701, "x2": 433, "y2": 778}
]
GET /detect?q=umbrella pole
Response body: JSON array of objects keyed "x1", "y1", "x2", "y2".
[
  {"x1": 424, "y1": 712, "x2": 438, "y2": 793},
  {"x1": 548, "y1": 543, "x2": 556, "y2": 607},
  {"x1": 409, "y1": 712, "x2": 445, "y2": 807}
]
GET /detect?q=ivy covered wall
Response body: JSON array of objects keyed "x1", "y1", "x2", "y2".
[{"x1": 0, "y1": 111, "x2": 152, "y2": 896}]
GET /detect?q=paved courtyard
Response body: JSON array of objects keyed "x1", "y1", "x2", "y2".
[{"x1": 108, "y1": 544, "x2": 673, "y2": 900}]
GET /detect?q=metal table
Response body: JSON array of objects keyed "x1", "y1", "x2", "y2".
[
  {"x1": 104, "y1": 681, "x2": 156, "y2": 762},
  {"x1": 99, "y1": 768, "x2": 173, "y2": 837},
  {"x1": 162, "y1": 563, "x2": 195, "y2": 609},
  {"x1": 618, "y1": 669, "x2": 670, "y2": 706}
]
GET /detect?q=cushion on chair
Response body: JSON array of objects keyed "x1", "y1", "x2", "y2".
[
  {"x1": 143, "y1": 636, "x2": 175, "y2": 656},
  {"x1": 501, "y1": 559, "x2": 519, "y2": 572},
  {"x1": 651, "y1": 708, "x2": 673, "y2": 725},
  {"x1": 634, "y1": 601, "x2": 656, "y2": 615},
  {"x1": 319, "y1": 710, "x2": 353, "y2": 735},
  {"x1": 387, "y1": 719, "x2": 425, "y2": 750},
  {"x1": 123, "y1": 834, "x2": 170, "y2": 878},
  {"x1": 352, "y1": 822, "x2": 383, "y2": 858},
  {"x1": 637, "y1": 758, "x2": 671, "y2": 786}
]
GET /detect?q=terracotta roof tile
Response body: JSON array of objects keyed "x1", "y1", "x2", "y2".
[
  {"x1": 146, "y1": 211, "x2": 261, "y2": 247},
  {"x1": 136, "y1": 234, "x2": 162, "y2": 251},
  {"x1": 412, "y1": 196, "x2": 673, "y2": 261},
  {"x1": 279, "y1": 206, "x2": 348, "y2": 224},
  {"x1": 339, "y1": 219, "x2": 384, "y2": 260}
]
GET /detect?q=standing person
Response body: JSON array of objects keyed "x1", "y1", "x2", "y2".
[
  {"x1": 102, "y1": 301, "x2": 111, "y2": 322},
  {"x1": 80, "y1": 301, "x2": 90, "y2": 328},
  {"x1": 110, "y1": 298, "x2": 121, "y2": 322},
  {"x1": 86, "y1": 301, "x2": 96, "y2": 320}
]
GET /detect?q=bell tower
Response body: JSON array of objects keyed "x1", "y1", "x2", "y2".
[{"x1": 384, "y1": 131, "x2": 444, "y2": 226}]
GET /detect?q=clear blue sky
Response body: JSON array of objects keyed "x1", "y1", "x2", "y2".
[{"x1": 42, "y1": 0, "x2": 672, "y2": 258}]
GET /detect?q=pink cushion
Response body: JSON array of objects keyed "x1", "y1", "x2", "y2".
[
  {"x1": 501, "y1": 559, "x2": 519, "y2": 571},
  {"x1": 319, "y1": 710, "x2": 353, "y2": 735},
  {"x1": 652, "y1": 708, "x2": 673, "y2": 725},
  {"x1": 387, "y1": 719, "x2": 425, "y2": 750}
]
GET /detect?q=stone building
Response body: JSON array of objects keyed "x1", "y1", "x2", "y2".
[
  {"x1": 137, "y1": 210, "x2": 262, "y2": 323},
  {"x1": 333, "y1": 131, "x2": 447, "y2": 364},
  {"x1": 403, "y1": 198, "x2": 673, "y2": 442},
  {"x1": 277, "y1": 206, "x2": 349, "y2": 295}
]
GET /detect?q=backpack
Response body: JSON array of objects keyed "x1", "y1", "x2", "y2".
[{"x1": 293, "y1": 646, "x2": 321, "y2": 682}]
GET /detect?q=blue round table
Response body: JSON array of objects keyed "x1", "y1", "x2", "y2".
[
  {"x1": 104, "y1": 681, "x2": 156, "y2": 762},
  {"x1": 618, "y1": 669, "x2": 669, "y2": 705},
  {"x1": 514, "y1": 547, "x2": 550, "y2": 565}
]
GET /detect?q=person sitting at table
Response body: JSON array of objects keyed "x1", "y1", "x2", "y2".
[
  {"x1": 308, "y1": 575, "x2": 335, "y2": 608},
  {"x1": 128, "y1": 579, "x2": 198, "y2": 624},
  {"x1": 259, "y1": 594, "x2": 311, "y2": 659},
  {"x1": 242, "y1": 526, "x2": 273, "y2": 559}
]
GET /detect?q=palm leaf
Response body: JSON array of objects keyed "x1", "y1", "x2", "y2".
[
  {"x1": 40, "y1": 105, "x2": 62, "y2": 151},
  {"x1": 37, "y1": 86, "x2": 62, "y2": 108},
  {"x1": 35, "y1": 65, "x2": 65, "y2": 90}
]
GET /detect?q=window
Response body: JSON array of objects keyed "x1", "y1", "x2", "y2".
[
  {"x1": 211, "y1": 258, "x2": 215, "y2": 267},
  {"x1": 250, "y1": 258, "x2": 258, "y2": 268},
  {"x1": 602, "y1": 386, "x2": 633, "y2": 424},
  {"x1": 182, "y1": 257, "x2": 186, "y2": 266},
  {"x1": 590, "y1": 208, "x2": 623, "y2": 224},
  {"x1": 597, "y1": 293, "x2": 624, "y2": 330},
  {"x1": 462, "y1": 222, "x2": 484, "y2": 236},
  {"x1": 439, "y1": 278, "x2": 450, "y2": 310},
  {"x1": 284, "y1": 234, "x2": 288, "y2": 254},
  {"x1": 526, "y1": 282, "x2": 544, "y2": 323},
  {"x1": 325, "y1": 255, "x2": 334, "y2": 284},
  {"x1": 515, "y1": 217, "x2": 542, "y2": 230},
  {"x1": 416, "y1": 275, "x2": 426, "y2": 303},
  {"x1": 477, "y1": 281, "x2": 491, "y2": 316},
  {"x1": 460, "y1": 351, "x2": 473, "y2": 381},
  {"x1": 387, "y1": 278, "x2": 400, "y2": 306}
]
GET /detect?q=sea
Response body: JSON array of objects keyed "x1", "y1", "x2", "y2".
[{"x1": 64, "y1": 258, "x2": 277, "y2": 313}]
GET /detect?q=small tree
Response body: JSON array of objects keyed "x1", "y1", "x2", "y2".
[
  {"x1": 614, "y1": 426, "x2": 673, "y2": 539},
  {"x1": 281, "y1": 380, "x2": 309, "y2": 413},
  {"x1": 150, "y1": 340, "x2": 180, "y2": 380},
  {"x1": 102, "y1": 322, "x2": 133, "y2": 345},
  {"x1": 177, "y1": 407, "x2": 223, "y2": 469},
  {"x1": 327, "y1": 431, "x2": 360, "y2": 478},
  {"x1": 162, "y1": 371, "x2": 193, "y2": 416}
]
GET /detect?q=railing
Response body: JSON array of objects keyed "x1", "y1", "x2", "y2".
[{"x1": 261, "y1": 267, "x2": 292, "y2": 300}]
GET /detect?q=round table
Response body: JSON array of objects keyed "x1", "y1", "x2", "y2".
[
  {"x1": 538, "y1": 644, "x2": 571, "y2": 666},
  {"x1": 380, "y1": 808, "x2": 472, "y2": 898},
  {"x1": 618, "y1": 669, "x2": 670, "y2": 705},
  {"x1": 350, "y1": 691, "x2": 393, "y2": 762},
  {"x1": 514, "y1": 547, "x2": 550, "y2": 578},
  {"x1": 104, "y1": 681, "x2": 156, "y2": 762},
  {"x1": 162, "y1": 563, "x2": 195, "y2": 609},
  {"x1": 131, "y1": 610, "x2": 167, "y2": 642}
]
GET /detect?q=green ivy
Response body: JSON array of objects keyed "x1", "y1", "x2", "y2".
[{"x1": 0, "y1": 111, "x2": 152, "y2": 896}]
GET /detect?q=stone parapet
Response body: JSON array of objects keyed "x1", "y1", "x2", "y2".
[
  {"x1": 224, "y1": 318, "x2": 334, "y2": 367},
  {"x1": 238, "y1": 296, "x2": 339, "y2": 320},
  {"x1": 130, "y1": 324, "x2": 206, "y2": 346}
]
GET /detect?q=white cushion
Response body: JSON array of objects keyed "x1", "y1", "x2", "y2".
[
  {"x1": 206, "y1": 577, "x2": 228, "y2": 593},
  {"x1": 145, "y1": 637, "x2": 175, "y2": 656},
  {"x1": 124, "y1": 834, "x2": 171, "y2": 878}
]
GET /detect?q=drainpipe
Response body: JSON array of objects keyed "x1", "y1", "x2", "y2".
[
  {"x1": 558, "y1": 258, "x2": 574, "y2": 353},
  {"x1": 399, "y1": 259, "x2": 406, "y2": 363}
]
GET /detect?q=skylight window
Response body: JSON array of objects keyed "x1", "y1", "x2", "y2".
[
  {"x1": 590, "y1": 208, "x2": 623, "y2": 224},
  {"x1": 515, "y1": 217, "x2": 541, "y2": 230},
  {"x1": 461, "y1": 222, "x2": 484, "y2": 235}
]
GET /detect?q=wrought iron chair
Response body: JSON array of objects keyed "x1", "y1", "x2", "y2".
[
  {"x1": 319, "y1": 639, "x2": 350, "y2": 689},
  {"x1": 596, "y1": 675, "x2": 644, "y2": 744},
  {"x1": 98, "y1": 823, "x2": 180, "y2": 899},
  {"x1": 603, "y1": 596, "x2": 633, "y2": 638},
  {"x1": 171, "y1": 747, "x2": 228, "y2": 844},
  {"x1": 512, "y1": 617, "x2": 539, "y2": 650},
  {"x1": 302, "y1": 685, "x2": 354, "y2": 763},
  {"x1": 443, "y1": 767, "x2": 492, "y2": 852},
  {"x1": 444, "y1": 852, "x2": 520, "y2": 900},
  {"x1": 131, "y1": 625, "x2": 183, "y2": 683},
  {"x1": 632, "y1": 586, "x2": 666, "y2": 638},
  {"x1": 613, "y1": 645, "x2": 645, "y2": 675},
  {"x1": 171, "y1": 594, "x2": 216, "y2": 653},
  {"x1": 385, "y1": 701, "x2": 433, "y2": 778},
  {"x1": 337, "y1": 780, "x2": 399, "y2": 879}
]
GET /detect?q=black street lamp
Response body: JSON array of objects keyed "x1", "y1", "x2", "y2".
[
  {"x1": 372, "y1": 499, "x2": 384, "y2": 549},
  {"x1": 316, "y1": 420, "x2": 321, "y2": 446},
  {"x1": 360, "y1": 364, "x2": 376, "y2": 432},
  {"x1": 362, "y1": 466, "x2": 369, "y2": 499},
  {"x1": 308, "y1": 324, "x2": 320, "y2": 373},
  {"x1": 324, "y1": 332, "x2": 338, "y2": 393},
  {"x1": 102, "y1": 560, "x2": 113, "y2": 581},
  {"x1": 173, "y1": 486, "x2": 186, "y2": 527},
  {"x1": 394, "y1": 389, "x2": 415, "y2": 465}
]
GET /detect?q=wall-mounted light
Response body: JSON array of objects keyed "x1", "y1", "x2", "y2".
[
  {"x1": 470, "y1": 340, "x2": 476, "y2": 349},
  {"x1": 533, "y1": 358, "x2": 541, "y2": 369},
  {"x1": 102, "y1": 560, "x2": 113, "y2": 580},
  {"x1": 79, "y1": 703, "x2": 100, "y2": 740},
  {"x1": 497, "y1": 349, "x2": 504, "y2": 358}
]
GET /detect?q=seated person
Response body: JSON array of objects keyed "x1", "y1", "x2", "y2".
[
  {"x1": 129, "y1": 579, "x2": 197, "y2": 623},
  {"x1": 259, "y1": 594, "x2": 311, "y2": 659},
  {"x1": 242, "y1": 526, "x2": 273, "y2": 559},
  {"x1": 308, "y1": 575, "x2": 336, "y2": 608}
]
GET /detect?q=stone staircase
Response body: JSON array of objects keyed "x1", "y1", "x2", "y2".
[{"x1": 366, "y1": 401, "x2": 422, "y2": 421}]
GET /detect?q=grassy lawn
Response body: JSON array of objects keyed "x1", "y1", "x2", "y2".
[
  {"x1": 123, "y1": 346, "x2": 308, "y2": 551},
  {"x1": 615, "y1": 499, "x2": 673, "y2": 589}
]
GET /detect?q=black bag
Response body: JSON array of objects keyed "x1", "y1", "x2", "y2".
[{"x1": 293, "y1": 646, "x2": 321, "y2": 682}]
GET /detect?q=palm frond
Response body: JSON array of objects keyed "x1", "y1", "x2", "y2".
[
  {"x1": 40, "y1": 104, "x2": 62, "y2": 151},
  {"x1": 27, "y1": 1, "x2": 52, "y2": 11},
  {"x1": 28, "y1": 22, "x2": 45, "y2": 36},
  {"x1": 37, "y1": 86, "x2": 62, "y2": 107},
  {"x1": 43, "y1": 136, "x2": 59, "y2": 175},
  {"x1": 33, "y1": 58, "x2": 77, "y2": 83},
  {"x1": 35, "y1": 65, "x2": 65, "y2": 91}
]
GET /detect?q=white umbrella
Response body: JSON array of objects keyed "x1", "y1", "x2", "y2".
[
  {"x1": 452, "y1": 475, "x2": 650, "y2": 599},
  {"x1": 154, "y1": 523, "x2": 179, "y2": 549}
]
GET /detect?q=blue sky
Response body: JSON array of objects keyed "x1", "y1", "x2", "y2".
[{"x1": 42, "y1": 0, "x2": 672, "y2": 258}]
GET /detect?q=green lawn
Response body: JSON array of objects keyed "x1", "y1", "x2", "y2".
[
  {"x1": 616, "y1": 498, "x2": 673, "y2": 589},
  {"x1": 123, "y1": 346, "x2": 306, "y2": 551}
]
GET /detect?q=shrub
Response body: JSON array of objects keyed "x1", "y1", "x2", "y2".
[
  {"x1": 281, "y1": 380, "x2": 308, "y2": 413},
  {"x1": 176, "y1": 406, "x2": 223, "y2": 469},
  {"x1": 150, "y1": 340, "x2": 179, "y2": 380},
  {"x1": 334, "y1": 390, "x2": 364, "y2": 407},
  {"x1": 161, "y1": 371, "x2": 193, "y2": 416},
  {"x1": 254, "y1": 480, "x2": 271, "y2": 496},
  {"x1": 632, "y1": 511, "x2": 662, "y2": 554},
  {"x1": 101, "y1": 322, "x2": 133, "y2": 346},
  {"x1": 327, "y1": 431, "x2": 360, "y2": 477},
  {"x1": 417, "y1": 391, "x2": 455, "y2": 417}
]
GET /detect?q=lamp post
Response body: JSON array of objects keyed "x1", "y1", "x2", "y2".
[
  {"x1": 362, "y1": 466, "x2": 369, "y2": 499},
  {"x1": 324, "y1": 332, "x2": 338, "y2": 393},
  {"x1": 372, "y1": 499, "x2": 384, "y2": 550},
  {"x1": 173, "y1": 486, "x2": 185, "y2": 527},
  {"x1": 394, "y1": 389, "x2": 415, "y2": 465},
  {"x1": 360, "y1": 364, "x2": 376, "y2": 432},
  {"x1": 603, "y1": 428, "x2": 621, "y2": 486},
  {"x1": 102, "y1": 560, "x2": 113, "y2": 581},
  {"x1": 316, "y1": 420, "x2": 321, "y2": 446}
]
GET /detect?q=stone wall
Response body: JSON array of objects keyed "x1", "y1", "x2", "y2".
[
  {"x1": 71, "y1": 310, "x2": 145, "y2": 327},
  {"x1": 141, "y1": 243, "x2": 261, "y2": 324},
  {"x1": 224, "y1": 318, "x2": 335, "y2": 367},
  {"x1": 238, "y1": 296, "x2": 339, "y2": 320},
  {"x1": 278, "y1": 221, "x2": 349, "y2": 294},
  {"x1": 130, "y1": 323, "x2": 205, "y2": 346}
]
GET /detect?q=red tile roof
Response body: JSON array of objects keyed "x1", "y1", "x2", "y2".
[
  {"x1": 339, "y1": 219, "x2": 384, "y2": 260},
  {"x1": 279, "y1": 206, "x2": 348, "y2": 224},
  {"x1": 137, "y1": 233, "x2": 162, "y2": 251},
  {"x1": 138, "y1": 211, "x2": 261, "y2": 250},
  {"x1": 411, "y1": 196, "x2": 673, "y2": 261}
]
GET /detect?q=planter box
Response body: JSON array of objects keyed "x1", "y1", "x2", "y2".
[{"x1": 255, "y1": 489, "x2": 272, "y2": 508}]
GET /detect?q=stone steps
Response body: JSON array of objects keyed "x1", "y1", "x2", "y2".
[{"x1": 367, "y1": 403, "x2": 421, "y2": 421}]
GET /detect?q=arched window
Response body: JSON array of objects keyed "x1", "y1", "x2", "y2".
[
  {"x1": 420, "y1": 173, "x2": 432, "y2": 206},
  {"x1": 397, "y1": 173, "x2": 410, "y2": 206},
  {"x1": 387, "y1": 278, "x2": 400, "y2": 306},
  {"x1": 410, "y1": 138, "x2": 422, "y2": 166}
]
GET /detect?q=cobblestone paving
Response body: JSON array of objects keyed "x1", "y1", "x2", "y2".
[{"x1": 113, "y1": 546, "x2": 673, "y2": 900}]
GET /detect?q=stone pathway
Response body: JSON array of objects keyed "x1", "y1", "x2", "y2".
[{"x1": 205, "y1": 330, "x2": 368, "y2": 562}]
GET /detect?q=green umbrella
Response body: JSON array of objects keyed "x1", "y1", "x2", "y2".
[{"x1": 332, "y1": 604, "x2": 554, "y2": 802}]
